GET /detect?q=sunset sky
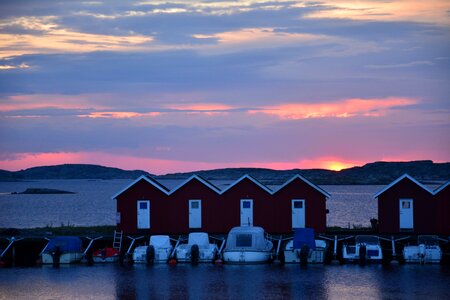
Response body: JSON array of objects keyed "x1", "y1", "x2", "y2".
[{"x1": 0, "y1": 0, "x2": 449, "y2": 174}]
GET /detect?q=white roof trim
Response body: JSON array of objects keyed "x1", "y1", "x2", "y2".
[
  {"x1": 113, "y1": 173, "x2": 331, "y2": 199},
  {"x1": 169, "y1": 174, "x2": 221, "y2": 195},
  {"x1": 220, "y1": 174, "x2": 273, "y2": 195},
  {"x1": 433, "y1": 180, "x2": 450, "y2": 195},
  {"x1": 275, "y1": 174, "x2": 330, "y2": 198},
  {"x1": 112, "y1": 175, "x2": 169, "y2": 199},
  {"x1": 372, "y1": 174, "x2": 433, "y2": 199}
]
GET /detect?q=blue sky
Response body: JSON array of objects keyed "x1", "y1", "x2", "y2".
[{"x1": 0, "y1": 0, "x2": 449, "y2": 174}]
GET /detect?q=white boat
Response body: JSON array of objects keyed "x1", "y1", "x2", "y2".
[
  {"x1": 222, "y1": 226, "x2": 273, "y2": 264},
  {"x1": 133, "y1": 235, "x2": 173, "y2": 264},
  {"x1": 41, "y1": 236, "x2": 84, "y2": 264},
  {"x1": 403, "y1": 235, "x2": 442, "y2": 264},
  {"x1": 284, "y1": 240, "x2": 328, "y2": 264},
  {"x1": 342, "y1": 235, "x2": 383, "y2": 263},
  {"x1": 175, "y1": 232, "x2": 217, "y2": 263}
]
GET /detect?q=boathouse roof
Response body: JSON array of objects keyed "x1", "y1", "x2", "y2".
[
  {"x1": 112, "y1": 173, "x2": 328, "y2": 199},
  {"x1": 372, "y1": 173, "x2": 433, "y2": 199},
  {"x1": 433, "y1": 180, "x2": 450, "y2": 195}
]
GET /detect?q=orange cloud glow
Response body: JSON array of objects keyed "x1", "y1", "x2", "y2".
[
  {"x1": 192, "y1": 27, "x2": 331, "y2": 54},
  {"x1": 165, "y1": 103, "x2": 233, "y2": 115},
  {"x1": 303, "y1": 0, "x2": 450, "y2": 25},
  {"x1": 250, "y1": 97, "x2": 417, "y2": 120},
  {"x1": 0, "y1": 16, "x2": 153, "y2": 58},
  {"x1": 0, "y1": 63, "x2": 30, "y2": 70}
]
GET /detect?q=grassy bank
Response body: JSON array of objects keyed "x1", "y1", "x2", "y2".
[
  {"x1": 0, "y1": 225, "x2": 377, "y2": 238},
  {"x1": 0, "y1": 225, "x2": 116, "y2": 237}
]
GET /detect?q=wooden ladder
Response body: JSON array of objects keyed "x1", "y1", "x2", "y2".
[{"x1": 113, "y1": 230, "x2": 123, "y2": 251}]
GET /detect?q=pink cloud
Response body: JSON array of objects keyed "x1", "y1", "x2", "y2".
[
  {"x1": 250, "y1": 97, "x2": 417, "y2": 120},
  {"x1": 78, "y1": 111, "x2": 162, "y2": 119}
]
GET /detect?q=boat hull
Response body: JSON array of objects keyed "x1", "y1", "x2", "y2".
[
  {"x1": 223, "y1": 250, "x2": 272, "y2": 264},
  {"x1": 92, "y1": 248, "x2": 120, "y2": 263},
  {"x1": 284, "y1": 249, "x2": 326, "y2": 264},
  {"x1": 284, "y1": 240, "x2": 327, "y2": 264},
  {"x1": 133, "y1": 245, "x2": 172, "y2": 263},
  {"x1": 342, "y1": 244, "x2": 383, "y2": 263},
  {"x1": 92, "y1": 254, "x2": 119, "y2": 263},
  {"x1": 176, "y1": 245, "x2": 217, "y2": 263},
  {"x1": 42, "y1": 252, "x2": 83, "y2": 264},
  {"x1": 403, "y1": 245, "x2": 442, "y2": 264}
]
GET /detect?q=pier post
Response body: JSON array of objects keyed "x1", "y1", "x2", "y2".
[
  {"x1": 12, "y1": 244, "x2": 15, "y2": 267},
  {"x1": 334, "y1": 235, "x2": 338, "y2": 259},
  {"x1": 391, "y1": 236, "x2": 396, "y2": 258}
]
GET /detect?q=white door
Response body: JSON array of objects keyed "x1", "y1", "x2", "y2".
[
  {"x1": 189, "y1": 200, "x2": 202, "y2": 228},
  {"x1": 240, "y1": 199, "x2": 253, "y2": 226},
  {"x1": 137, "y1": 200, "x2": 150, "y2": 229},
  {"x1": 292, "y1": 199, "x2": 305, "y2": 229},
  {"x1": 399, "y1": 199, "x2": 413, "y2": 230}
]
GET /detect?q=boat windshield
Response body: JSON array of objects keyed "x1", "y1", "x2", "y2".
[
  {"x1": 356, "y1": 236, "x2": 379, "y2": 245},
  {"x1": 236, "y1": 234, "x2": 253, "y2": 247},
  {"x1": 225, "y1": 227, "x2": 269, "y2": 250}
]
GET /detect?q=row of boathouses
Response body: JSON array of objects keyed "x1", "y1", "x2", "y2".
[{"x1": 113, "y1": 174, "x2": 449, "y2": 235}]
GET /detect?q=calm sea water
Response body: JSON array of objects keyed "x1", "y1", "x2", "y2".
[
  {"x1": 0, "y1": 263, "x2": 449, "y2": 299},
  {"x1": 0, "y1": 179, "x2": 382, "y2": 228},
  {"x1": 1, "y1": 180, "x2": 449, "y2": 299}
]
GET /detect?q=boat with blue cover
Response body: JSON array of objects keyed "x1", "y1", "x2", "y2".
[
  {"x1": 284, "y1": 228, "x2": 328, "y2": 264},
  {"x1": 41, "y1": 236, "x2": 83, "y2": 264}
]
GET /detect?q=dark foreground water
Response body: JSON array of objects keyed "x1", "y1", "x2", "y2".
[{"x1": 1, "y1": 263, "x2": 449, "y2": 299}]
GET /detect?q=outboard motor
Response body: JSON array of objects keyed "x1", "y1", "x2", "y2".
[
  {"x1": 299, "y1": 244, "x2": 310, "y2": 266},
  {"x1": 146, "y1": 245, "x2": 155, "y2": 265},
  {"x1": 191, "y1": 244, "x2": 200, "y2": 265},
  {"x1": 359, "y1": 245, "x2": 367, "y2": 266},
  {"x1": 51, "y1": 246, "x2": 62, "y2": 267},
  {"x1": 86, "y1": 249, "x2": 94, "y2": 266},
  {"x1": 419, "y1": 244, "x2": 426, "y2": 264}
]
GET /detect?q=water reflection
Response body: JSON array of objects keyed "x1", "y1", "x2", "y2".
[{"x1": 1, "y1": 263, "x2": 449, "y2": 299}]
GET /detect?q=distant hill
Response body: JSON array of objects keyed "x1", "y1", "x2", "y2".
[
  {"x1": 0, "y1": 161, "x2": 448, "y2": 184},
  {"x1": 157, "y1": 160, "x2": 450, "y2": 185},
  {"x1": 0, "y1": 164, "x2": 151, "y2": 181}
]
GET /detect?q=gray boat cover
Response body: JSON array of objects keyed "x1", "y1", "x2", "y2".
[{"x1": 225, "y1": 226, "x2": 272, "y2": 251}]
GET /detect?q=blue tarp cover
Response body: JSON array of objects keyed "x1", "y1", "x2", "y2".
[
  {"x1": 45, "y1": 236, "x2": 82, "y2": 253},
  {"x1": 293, "y1": 228, "x2": 316, "y2": 250}
]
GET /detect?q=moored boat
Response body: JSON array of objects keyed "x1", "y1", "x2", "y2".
[
  {"x1": 222, "y1": 226, "x2": 273, "y2": 264},
  {"x1": 41, "y1": 236, "x2": 83, "y2": 264},
  {"x1": 93, "y1": 247, "x2": 120, "y2": 263},
  {"x1": 92, "y1": 230, "x2": 123, "y2": 263},
  {"x1": 403, "y1": 235, "x2": 442, "y2": 264},
  {"x1": 342, "y1": 235, "x2": 383, "y2": 264},
  {"x1": 175, "y1": 232, "x2": 217, "y2": 263},
  {"x1": 284, "y1": 228, "x2": 327, "y2": 264},
  {"x1": 133, "y1": 235, "x2": 173, "y2": 264}
]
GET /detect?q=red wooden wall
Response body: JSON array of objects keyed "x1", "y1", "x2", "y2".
[
  {"x1": 115, "y1": 175, "x2": 328, "y2": 235},
  {"x1": 377, "y1": 177, "x2": 436, "y2": 234},
  {"x1": 435, "y1": 183, "x2": 450, "y2": 235},
  {"x1": 273, "y1": 177, "x2": 327, "y2": 233}
]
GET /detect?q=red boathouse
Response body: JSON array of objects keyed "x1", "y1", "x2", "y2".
[
  {"x1": 434, "y1": 181, "x2": 450, "y2": 235},
  {"x1": 374, "y1": 174, "x2": 449, "y2": 234},
  {"x1": 113, "y1": 174, "x2": 329, "y2": 235}
]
